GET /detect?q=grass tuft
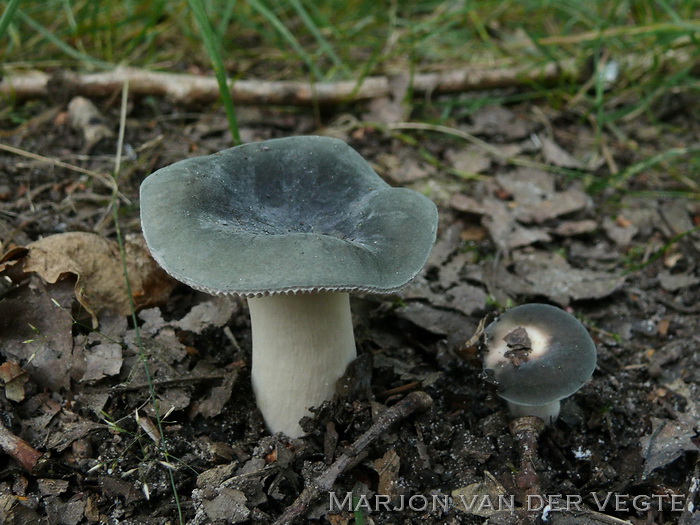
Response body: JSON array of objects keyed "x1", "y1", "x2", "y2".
[
  {"x1": 187, "y1": 0, "x2": 241, "y2": 143},
  {"x1": 1, "y1": 0, "x2": 698, "y2": 196},
  {"x1": 0, "y1": 0, "x2": 21, "y2": 42}
]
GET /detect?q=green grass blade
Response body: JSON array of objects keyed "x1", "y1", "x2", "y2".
[
  {"x1": 216, "y1": 0, "x2": 238, "y2": 41},
  {"x1": 247, "y1": 0, "x2": 323, "y2": 80},
  {"x1": 604, "y1": 147, "x2": 700, "y2": 193},
  {"x1": 288, "y1": 0, "x2": 347, "y2": 75},
  {"x1": 16, "y1": 8, "x2": 112, "y2": 68},
  {"x1": 112, "y1": 80, "x2": 184, "y2": 525},
  {"x1": 0, "y1": 0, "x2": 21, "y2": 42},
  {"x1": 187, "y1": 0, "x2": 241, "y2": 144}
]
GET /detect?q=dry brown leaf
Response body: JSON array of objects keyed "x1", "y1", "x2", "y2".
[
  {"x1": 157, "y1": 387, "x2": 192, "y2": 415},
  {"x1": 45, "y1": 420, "x2": 101, "y2": 453},
  {"x1": 37, "y1": 479, "x2": 70, "y2": 496},
  {"x1": 376, "y1": 150, "x2": 435, "y2": 184},
  {"x1": 495, "y1": 169, "x2": 590, "y2": 224},
  {"x1": 659, "y1": 199, "x2": 695, "y2": 237},
  {"x1": 481, "y1": 198, "x2": 552, "y2": 250},
  {"x1": 467, "y1": 106, "x2": 533, "y2": 140},
  {"x1": 658, "y1": 271, "x2": 700, "y2": 292},
  {"x1": 175, "y1": 297, "x2": 238, "y2": 334},
  {"x1": 395, "y1": 302, "x2": 477, "y2": 348},
  {"x1": 201, "y1": 488, "x2": 250, "y2": 523},
  {"x1": 81, "y1": 343, "x2": 123, "y2": 382},
  {"x1": 0, "y1": 362, "x2": 29, "y2": 402},
  {"x1": 640, "y1": 418, "x2": 699, "y2": 478},
  {"x1": 551, "y1": 219, "x2": 598, "y2": 237},
  {"x1": 0, "y1": 232, "x2": 175, "y2": 327},
  {"x1": 444, "y1": 283, "x2": 489, "y2": 316},
  {"x1": 98, "y1": 476, "x2": 144, "y2": 505},
  {"x1": 488, "y1": 251, "x2": 626, "y2": 306},
  {"x1": 124, "y1": 234, "x2": 178, "y2": 311},
  {"x1": 44, "y1": 495, "x2": 87, "y2": 525},
  {"x1": 0, "y1": 279, "x2": 74, "y2": 391},
  {"x1": 452, "y1": 471, "x2": 509, "y2": 518},
  {"x1": 373, "y1": 449, "x2": 401, "y2": 498},
  {"x1": 191, "y1": 368, "x2": 240, "y2": 419},
  {"x1": 446, "y1": 146, "x2": 491, "y2": 175},
  {"x1": 603, "y1": 216, "x2": 638, "y2": 247},
  {"x1": 449, "y1": 193, "x2": 488, "y2": 215},
  {"x1": 453, "y1": 169, "x2": 593, "y2": 252},
  {"x1": 541, "y1": 136, "x2": 583, "y2": 168}
]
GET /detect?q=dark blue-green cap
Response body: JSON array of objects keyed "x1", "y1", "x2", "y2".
[
  {"x1": 140, "y1": 136, "x2": 438, "y2": 297},
  {"x1": 484, "y1": 303, "x2": 597, "y2": 406}
]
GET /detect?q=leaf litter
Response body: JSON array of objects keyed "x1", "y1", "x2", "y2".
[{"x1": 0, "y1": 90, "x2": 698, "y2": 525}]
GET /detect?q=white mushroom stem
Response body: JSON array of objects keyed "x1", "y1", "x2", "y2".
[
  {"x1": 248, "y1": 291, "x2": 357, "y2": 437},
  {"x1": 507, "y1": 400, "x2": 561, "y2": 424}
]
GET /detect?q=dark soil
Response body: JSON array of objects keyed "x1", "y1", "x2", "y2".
[{"x1": 0, "y1": 89, "x2": 699, "y2": 525}]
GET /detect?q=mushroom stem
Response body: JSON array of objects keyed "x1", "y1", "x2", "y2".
[
  {"x1": 507, "y1": 400, "x2": 560, "y2": 424},
  {"x1": 248, "y1": 291, "x2": 357, "y2": 437}
]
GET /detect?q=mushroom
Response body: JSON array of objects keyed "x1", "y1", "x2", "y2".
[
  {"x1": 140, "y1": 136, "x2": 438, "y2": 437},
  {"x1": 482, "y1": 303, "x2": 596, "y2": 423}
]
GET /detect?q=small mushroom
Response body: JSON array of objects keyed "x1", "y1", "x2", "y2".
[
  {"x1": 140, "y1": 136, "x2": 438, "y2": 437},
  {"x1": 482, "y1": 303, "x2": 596, "y2": 423}
]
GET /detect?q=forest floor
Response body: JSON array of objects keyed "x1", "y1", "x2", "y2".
[{"x1": 0, "y1": 77, "x2": 699, "y2": 525}]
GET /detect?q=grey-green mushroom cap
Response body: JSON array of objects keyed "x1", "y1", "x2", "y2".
[
  {"x1": 483, "y1": 303, "x2": 597, "y2": 406},
  {"x1": 140, "y1": 136, "x2": 438, "y2": 297}
]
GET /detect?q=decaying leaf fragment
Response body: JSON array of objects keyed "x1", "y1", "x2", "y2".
[
  {"x1": 452, "y1": 471, "x2": 511, "y2": 518},
  {"x1": 190, "y1": 367, "x2": 240, "y2": 419},
  {"x1": 0, "y1": 362, "x2": 29, "y2": 402},
  {"x1": 451, "y1": 168, "x2": 591, "y2": 252},
  {"x1": 67, "y1": 96, "x2": 114, "y2": 150},
  {"x1": 489, "y1": 251, "x2": 625, "y2": 306},
  {"x1": 81, "y1": 343, "x2": 123, "y2": 382},
  {"x1": 540, "y1": 136, "x2": 583, "y2": 169},
  {"x1": 201, "y1": 488, "x2": 250, "y2": 523},
  {"x1": 640, "y1": 417, "x2": 699, "y2": 478},
  {"x1": 373, "y1": 449, "x2": 401, "y2": 498},
  {"x1": 0, "y1": 279, "x2": 74, "y2": 391},
  {"x1": 0, "y1": 232, "x2": 175, "y2": 327}
]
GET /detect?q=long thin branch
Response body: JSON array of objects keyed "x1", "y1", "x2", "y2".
[
  {"x1": 1, "y1": 46, "x2": 690, "y2": 107},
  {"x1": 1, "y1": 61, "x2": 575, "y2": 106},
  {"x1": 273, "y1": 391, "x2": 434, "y2": 525},
  {"x1": 1, "y1": 67, "x2": 387, "y2": 106}
]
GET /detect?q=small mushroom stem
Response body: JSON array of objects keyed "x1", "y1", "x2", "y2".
[
  {"x1": 248, "y1": 291, "x2": 356, "y2": 437},
  {"x1": 507, "y1": 400, "x2": 560, "y2": 424},
  {"x1": 510, "y1": 416, "x2": 545, "y2": 524}
]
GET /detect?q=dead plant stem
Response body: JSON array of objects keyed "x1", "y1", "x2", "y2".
[{"x1": 273, "y1": 391, "x2": 434, "y2": 525}]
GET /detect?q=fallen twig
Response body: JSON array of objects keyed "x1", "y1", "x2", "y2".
[
  {"x1": 88, "y1": 372, "x2": 231, "y2": 393},
  {"x1": 1, "y1": 67, "x2": 386, "y2": 106},
  {"x1": 1, "y1": 46, "x2": 691, "y2": 107},
  {"x1": 0, "y1": 419, "x2": 43, "y2": 472},
  {"x1": 273, "y1": 391, "x2": 434, "y2": 525},
  {"x1": 0, "y1": 62, "x2": 575, "y2": 106}
]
